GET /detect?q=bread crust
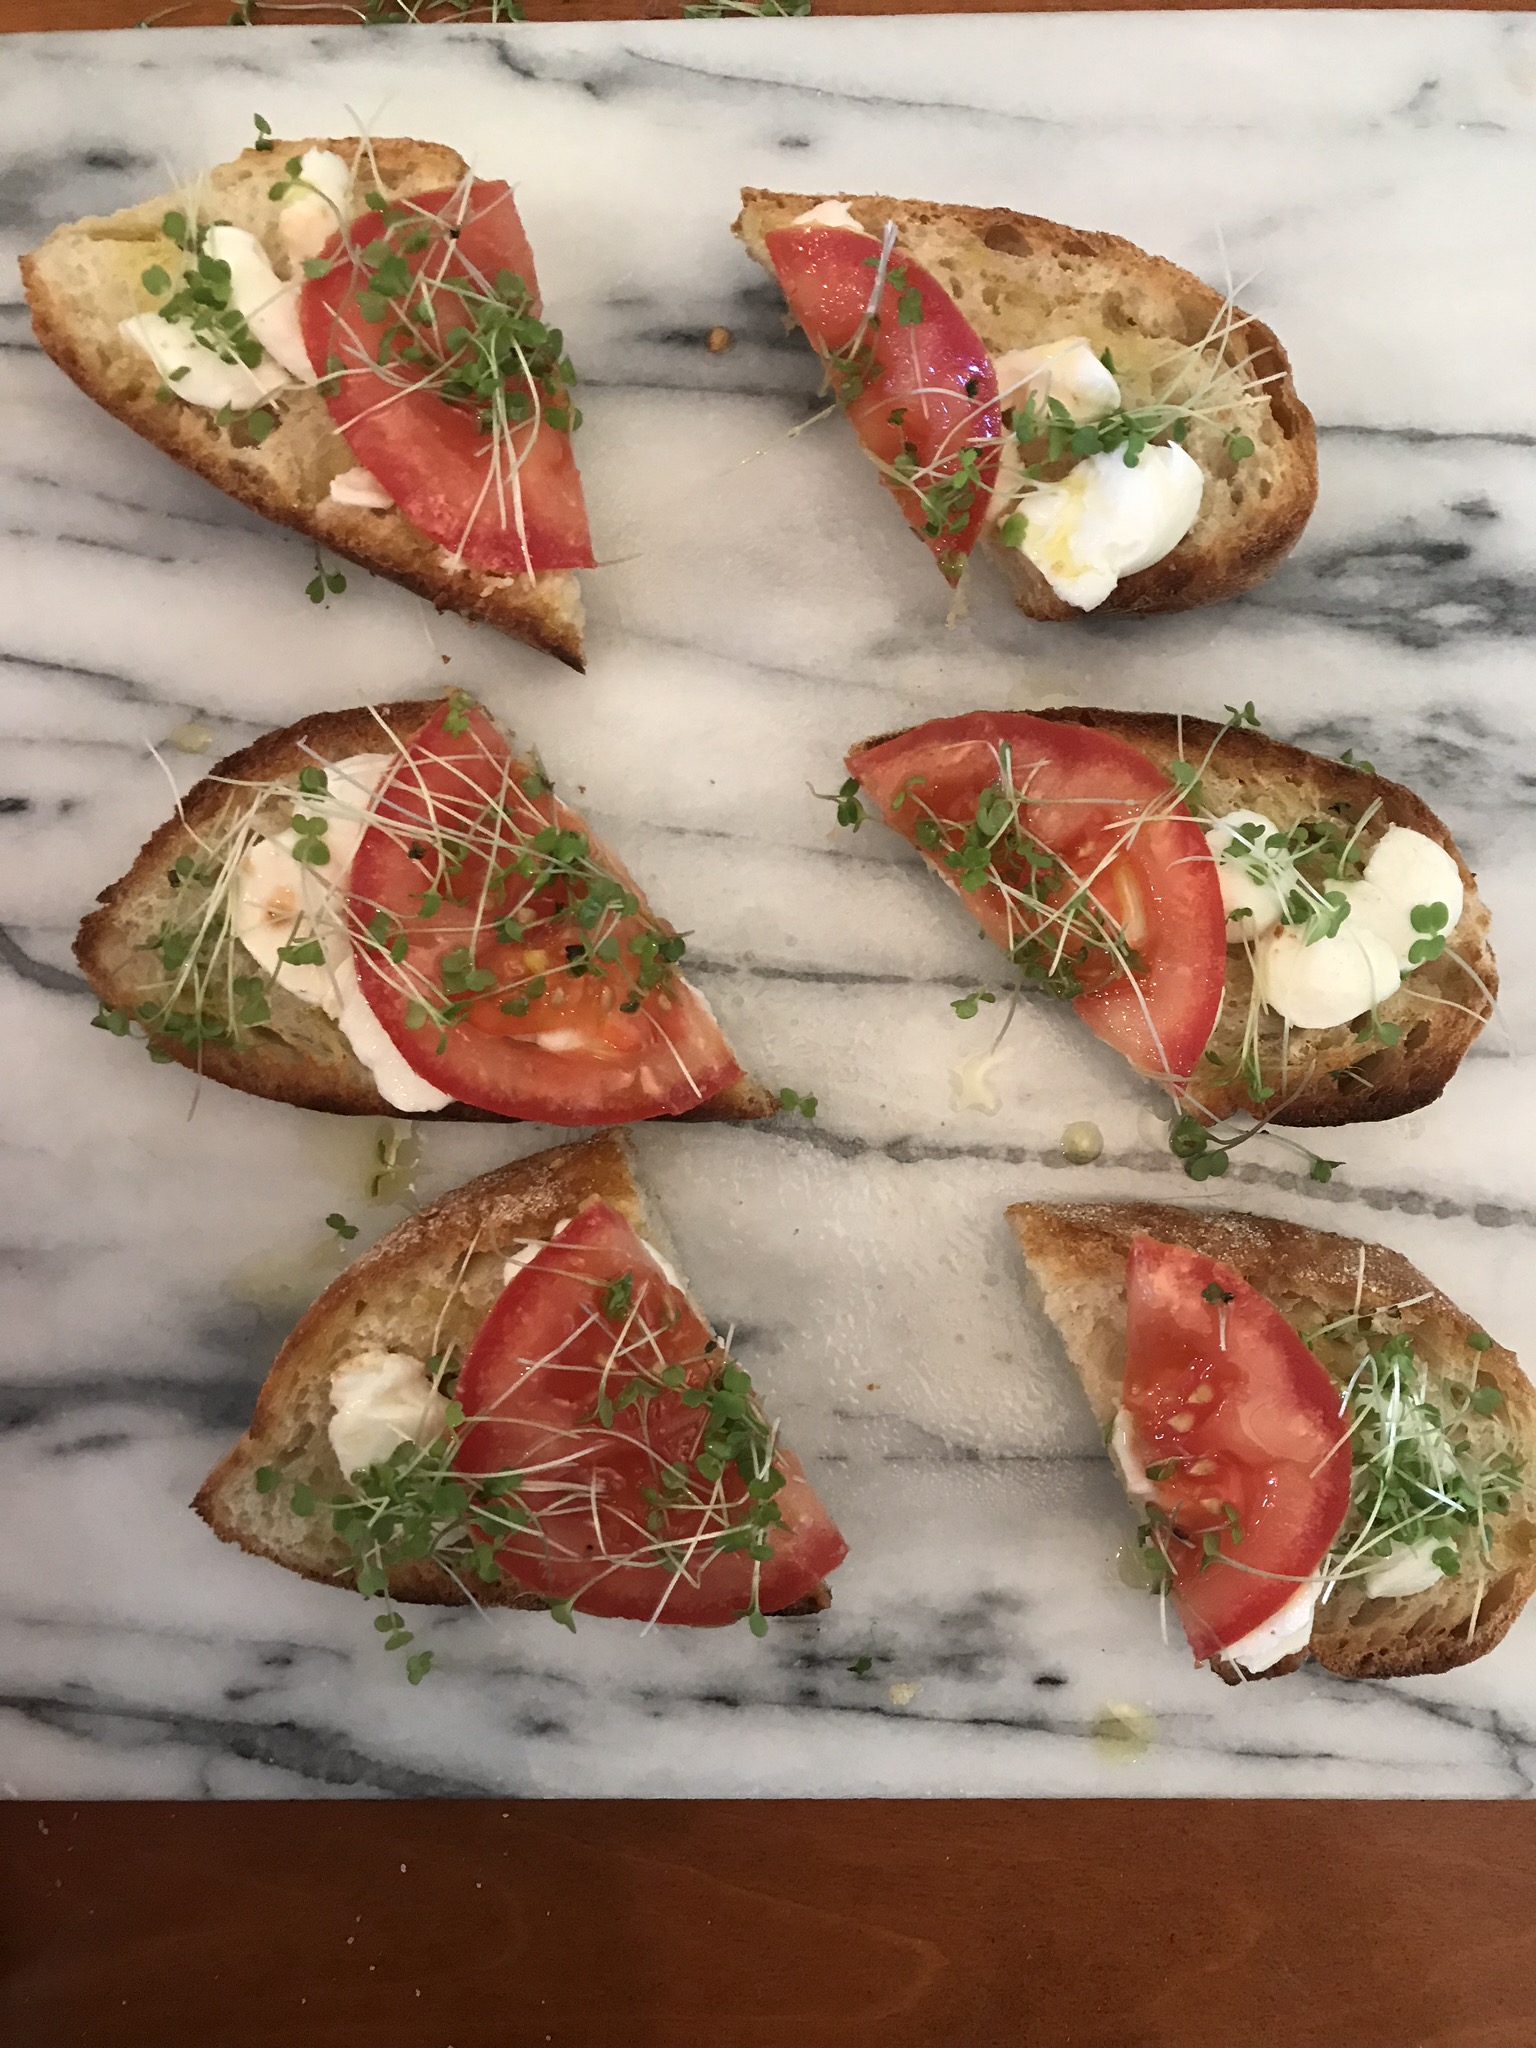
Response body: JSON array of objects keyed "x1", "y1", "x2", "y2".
[
  {"x1": 736, "y1": 189, "x2": 1317, "y2": 619},
  {"x1": 194, "y1": 1133, "x2": 830, "y2": 1619},
  {"x1": 74, "y1": 697, "x2": 777, "y2": 1124},
  {"x1": 847, "y1": 709, "x2": 1494, "y2": 1127},
  {"x1": 1009, "y1": 1200, "x2": 1536, "y2": 1681},
  {"x1": 21, "y1": 139, "x2": 584, "y2": 670}
]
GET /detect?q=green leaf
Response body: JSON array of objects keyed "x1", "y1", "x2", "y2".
[
  {"x1": 1185, "y1": 1148, "x2": 1230, "y2": 1182},
  {"x1": 848, "y1": 1654, "x2": 874, "y2": 1677},
  {"x1": 1309, "y1": 1157, "x2": 1341, "y2": 1185},
  {"x1": 1467, "y1": 1331, "x2": 1494, "y2": 1353},
  {"x1": 1470, "y1": 1385, "x2": 1503, "y2": 1414},
  {"x1": 950, "y1": 991, "x2": 996, "y2": 1020},
  {"x1": 998, "y1": 512, "x2": 1027, "y2": 550},
  {"x1": 290, "y1": 1482, "x2": 316, "y2": 1517},
  {"x1": 326, "y1": 1212, "x2": 359, "y2": 1241},
  {"x1": 406, "y1": 1651, "x2": 434, "y2": 1685},
  {"x1": 254, "y1": 1466, "x2": 280, "y2": 1495},
  {"x1": 548, "y1": 1598, "x2": 577, "y2": 1634},
  {"x1": 91, "y1": 1002, "x2": 132, "y2": 1037},
  {"x1": 1167, "y1": 1114, "x2": 1209, "y2": 1160}
]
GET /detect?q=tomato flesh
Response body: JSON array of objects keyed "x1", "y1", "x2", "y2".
[
  {"x1": 453, "y1": 1201, "x2": 848, "y2": 1623},
  {"x1": 764, "y1": 223, "x2": 1000, "y2": 583},
  {"x1": 1121, "y1": 1234, "x2": 1351, "y2": 1663},
  {"x1": 347, "y1": 701, "x2": 742, "y2": 1124},
  {"x1": 299, "y1": 182, "x2": 594, "y2": 575},
  {"x1": 849, "y1": 711, "x2": 1225, "y2": 1083}
]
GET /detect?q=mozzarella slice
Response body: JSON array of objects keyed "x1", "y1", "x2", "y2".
[
  {"x1": 328, "y1": 1349, "x2": 450, "y2": 1478},
  {"x1": 1362, "y1": 1538, "x2": 1447, "y2": 1600},
  {"x1": 1222, "y1": 1577, "x2": 1320, "y2": 1673},
  {"x1": 1011, "y1": 443, "x2": 1204, "y2": 611},
  {"x1": 227, "y1": 753, "x2": 453, "y2": 1116},
  {"x1": 1341, "y1": 827, "x2": 1464, "y2": 969},
  {"x1": 328, "y1": 465, "x2": 395, "y2": 510},
  {"x1": 120, "y1": 310, "x2": 286, "y2": 411},
  {"x1": 280, "y1": 147, "x2": 355, "y2": 263},
  {"x1": 202, "y1": 224, "x2": 314, "y2": 383},
  {"x1": 993, "y1": 337, "x2": 1120, "y2": 423},
  {"x1": 1205, "y1": 809, "x2": 1291, "y2": 944},
  {"x1": 791, "y1": 198, "x2": 864, "y2": 232},
  {"x1": 1109, "y1": 1408, "x2": 1159, "y2": 1502},
  {"x1": 1254, "y1": 920, "x2": 1401, "y2": 1030}
]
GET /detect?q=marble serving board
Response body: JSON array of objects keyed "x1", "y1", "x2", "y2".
[{"x1": 4, "y1": 11, "x2": 1536, "y2": 1800}]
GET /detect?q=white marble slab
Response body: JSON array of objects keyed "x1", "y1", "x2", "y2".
[{"x1": 3, "y1": 12, "x2": 1536, "y2": 1798}]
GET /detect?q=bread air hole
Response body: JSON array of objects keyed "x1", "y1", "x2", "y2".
[{"x1": 982, "y1": 222, "x2": 1034, "y2": 259}]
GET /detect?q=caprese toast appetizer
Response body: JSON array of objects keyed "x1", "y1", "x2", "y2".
[
  {"x1": 78, "y1": 692, "x2": 775, "y2": 1125},
  {"x1": 838, "y1": 707, "x2": 1495, "y2": 1149},
  {"x1": 1010, "y1": 1201, "x2": 1536, "y2": 1680},
  {"x1": 735, "y1": 190, "x2": 1316, "y2": 617},
  {"x1": 197, "y1": 1134, "x2": 847, "y2": 1670},
  {"x1": 22, "y1": 134, "x2": 591, "y2": 667}
]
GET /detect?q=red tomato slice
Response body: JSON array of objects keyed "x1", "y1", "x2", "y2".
[
  {"x1": 453, "y1": 1201, "x2": 848, "y2": 1624},
  {"x1": 299, "y1": 181, "x2": 594, "y2": 575},
  {"x1": 848, "y1": 712, "x2": 1225, "y2": 1083},
  {"x1": 347, "y1": 700, "x2": 742, "y2": 1124},
  {"x1": 1121, "y1": 1234, "x2": 1351, "y2": 1663},
  {"x1": 763, "y1": 223, "x2": 1000, "y2": 583}
]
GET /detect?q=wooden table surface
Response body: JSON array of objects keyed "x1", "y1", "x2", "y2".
[{"x1": 3, "y1": 4, "x2": 1533, "y2": 2044}]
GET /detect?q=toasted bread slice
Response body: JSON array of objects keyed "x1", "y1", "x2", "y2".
[
  {"x1": 846, "y1": 709, "x2": 1494, "y2": 1127},
  {"x1": 195, "y1": 1133, "x2": 834, "y2": 1618},
  {"x1": 1009, "y1": 1200, "x2": 1536, "y2": 1680},
  {"x1": 1038, "y1": 710, "x2": 1496, "y2": 1125},
  {"x1": 75, "y1": 697, "x2": 776, "y2": 1124},
  {"x1": 735, "y1": 189, "x2": 1316, "y2": 618},
  {"x1": 21, "y1": 138, "x2": 584, "y2": 670}
]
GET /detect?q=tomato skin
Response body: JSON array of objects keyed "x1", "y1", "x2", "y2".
[
  {"x1": 346, "y1": 702, "x2": 742, "y2": 1124},
  {"x1": 453, "y1": 1201, "x2": 848, "y2": 1624},
  {"x1": 1122, "y1": 1234, "x2": 1351, "y2": 1664},
  {"x1": 764, "y1": 224, "x2": 1000, "y2": 582},
  {"x1": 299, "y1": 182, "x2": 594, "y2": 575},
  {"x1": 848, "y1": 711, "x2": 1225, "y2": 1083}
]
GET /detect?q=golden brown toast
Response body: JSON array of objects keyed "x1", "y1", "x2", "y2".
[
  {"x1": 1010, "y1": 1200, "x2": 1536, "y2": 1680},
  {"x1": 75, "y1": 698, "x2": 776, "y2": 1124},
  {"x1": 22, "y1": 138, "x2": 584, "y2": 669},
  {"x1": 735, "y1": 188, "x2": 1317, "y2": 618}
]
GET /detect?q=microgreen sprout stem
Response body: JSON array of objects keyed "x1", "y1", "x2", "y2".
[
  {"x1": 98, "y1": 697, "x2": 697, "y2": 1099},
  {"x1": 256, "y1": 1236, "x2": 795, "y2": 1677}
]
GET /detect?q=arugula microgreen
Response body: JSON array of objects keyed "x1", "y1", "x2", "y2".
[
  {"x1": 305, "y1": 547, "x2": 348, "y2": 606},
  {"x1": 1323, "y1": 1332, "x2": 1523, "y2": 1596},
  {"x1": 777, "y1": 1087, "x2": 818, "y2": 1118},
  {"x1": 253, "y1": 1254, "x2": 796, "y2": 1676}
]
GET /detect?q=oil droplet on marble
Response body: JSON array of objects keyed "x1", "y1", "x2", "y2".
[
  {"x1": 1061, "y1": 1119, "x2": 1103, "y2": 1163},
  {"x1": 1092, "y1": 1700, "x2": 1155, "y2": 1764},
  {"x1": 950, "y1": 1049, "x2": 1004, "y2": 1114},
  {"x1": 163, "y1": 720, "x2": 213, "y2": 755},
  {"x1": 225, "y1": 1236, "x2": 347, "y2": 1314}
]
